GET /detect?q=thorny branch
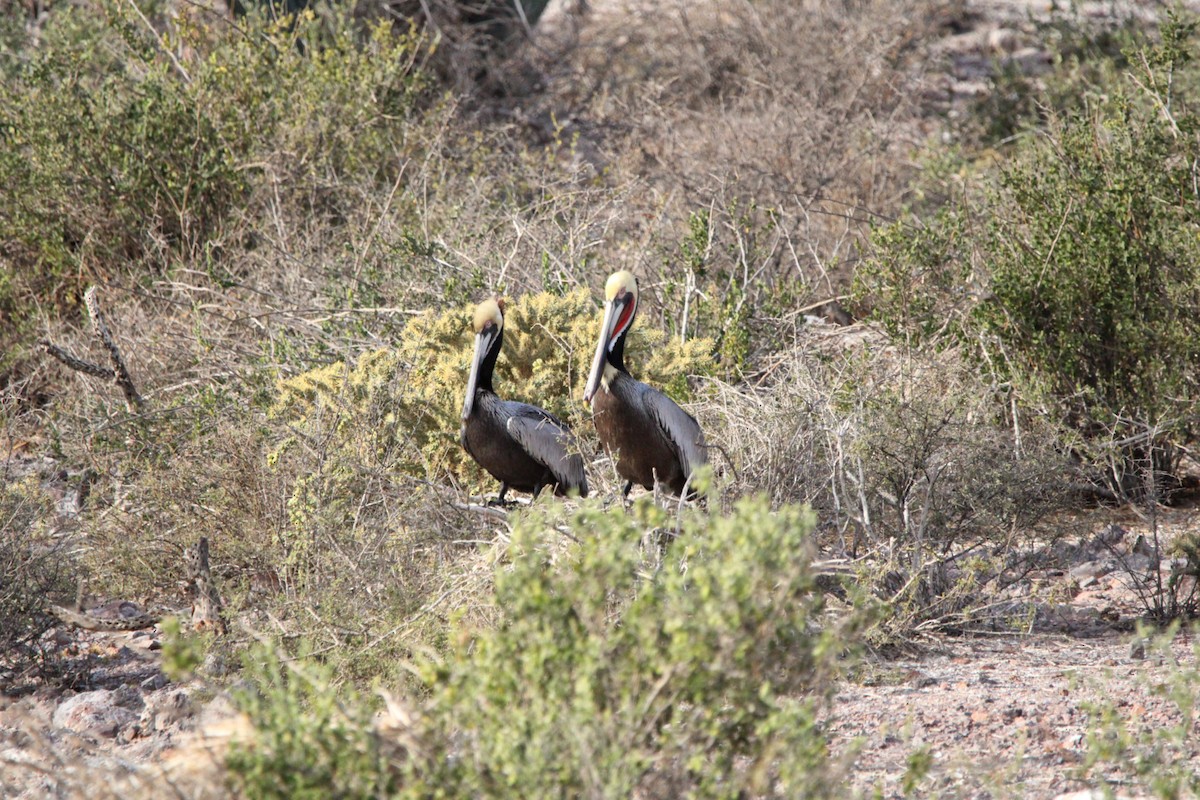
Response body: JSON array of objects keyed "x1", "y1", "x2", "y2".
[{"x1": 41, "y1": 286, "x2": 144, "y2": 412}]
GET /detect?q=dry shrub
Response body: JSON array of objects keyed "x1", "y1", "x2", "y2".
[
  {"x1": 80, "y1": 417, "x2": 284, "y2": 599},
  {"x1": 67, "y1": 377, "x2": 503, "y2": 685},
  {"x1": 488, "y1": 0, "x2": 948, "y2": 316},
  {"x1": 0, "y1": 478, "x2": 78, "y2": 669},
  {"x1": 700, "y1": 322, "x2": 1074, "y2": 638}
]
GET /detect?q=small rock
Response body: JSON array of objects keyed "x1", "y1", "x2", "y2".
[
  {"x1": 908, "y1": 671, "x2": 938, "y2": 689},
  {"x1": 202, "y1": 652, "x2": 232, "y2": 678},
  {"x1": 141, "y1": 688, "x2": 196, "y2": 733},
  {"x1": 1091, "y1": 523, "x2": 1126, "y2": 550},
  {"x1": 140, "y1": 672, "x2": 168, "y2": 692},
  {"x1": 52, "y1": 690, "x2": 139, "y2": 739},
  {"x1": 1069, "y1": 560, "x2": 1114, "y2": 582},
  {"x1": 1132, "y1": 534, "x2": 1157, "y2": 557},
  {"x1": 128, "y1": 631, "x2": 162, "y2": 651}
]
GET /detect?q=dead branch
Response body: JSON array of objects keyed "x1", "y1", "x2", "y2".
[
  {"x1": 48, "y1": 604, "x2": 160, "y2": 632},
  {"x1": 41, "y1": 287, "x2": 143, "y2": 412},
  {"x1": 187, "y1": 537, "x2": 227, "y2": 635},
  {"x1": 84, "y1": 287, "x2": 143, "y2": 411},
  {"x1": 40, "y1": 341, "x2": 114, "y2": 380}
]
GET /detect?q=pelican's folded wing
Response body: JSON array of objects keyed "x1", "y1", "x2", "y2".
[
  {"x1": 641, "y1": 389, "x2": 707, "y2": 483},
  {"x1": 506, "y1": 408, "x2": 589, "y2": 497}
]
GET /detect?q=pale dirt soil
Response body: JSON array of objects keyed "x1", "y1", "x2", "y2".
[{"x1": 828, "y1": 504, "x2": 1200, "y2": 798}]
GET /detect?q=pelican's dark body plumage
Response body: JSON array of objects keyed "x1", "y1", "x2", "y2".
[
  {"x1": 461, "y1": 298, "x2": 588, "y2": 501},
  {"x1": 583, "y1": 272, "x2": 707, "y2": 497}
]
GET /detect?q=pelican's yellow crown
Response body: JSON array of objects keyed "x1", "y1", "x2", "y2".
[
  {"x1": 472, "y1": 297, "x2": 504, "y2": 333},
  {"x1": 605, "y1": 271, "x2": 638, "y2": 302}
]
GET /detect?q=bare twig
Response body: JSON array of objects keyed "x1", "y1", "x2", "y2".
[
  {"x1": 85, "y1": 287, "x2": 144, "y2": 412},
  {"x1": 42, "y1": 287, "x2": 144, "y2": 412},
  {"x1": 187, "y1": 537, "x2": 227, "y2": 635},
  {"x1": 40, "y1": 341, "x2": 113, "y2": 380}
]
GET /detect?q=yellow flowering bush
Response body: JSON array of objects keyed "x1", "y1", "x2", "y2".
[{"x1": 272, "y1": 289, "x2": 714, "y2": 493}]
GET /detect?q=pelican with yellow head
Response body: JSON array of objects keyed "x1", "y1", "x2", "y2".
[
  {"x1": 461, "y1": 297, "x2": 588, "y2": 502},
  {"x1": 583, "y1": 272, "x2": 706, "y2": 497}
]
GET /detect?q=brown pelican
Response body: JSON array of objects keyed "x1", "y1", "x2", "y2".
[
  {"x1": 461, "y1": 298, "x2": 588, "y2": 502},
  {"x1": 583, "y1": 271, "x2": 707, "y2": 497}
]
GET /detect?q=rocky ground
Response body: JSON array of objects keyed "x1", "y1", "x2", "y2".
[
  {"x1": 0, "y1": 626, "x2": 235, "y2": 799},
  {"x1": 829, "y1": 504, "x2": 1200, "y2": 798}
]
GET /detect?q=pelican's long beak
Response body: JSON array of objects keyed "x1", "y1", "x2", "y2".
[
  {"x1": 584, "y1": 298, "x2": 623, "y2": 404},
  {"x1": 462, "y1": 328, "x2": 497, "y2": 420}
]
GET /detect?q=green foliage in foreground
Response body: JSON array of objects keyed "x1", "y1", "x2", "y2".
[
  {"x1": 406, "y1": 496, "x2": 852, "y2": 798},
  {"x1": 859, "y1": 15, "x2": 1200, "y2": 492},
  {"x1": 227, "y1": 647, "x2": 398, "y2": 800},
  {"x1": 221, "y1": 496, "x2": 858, "y2": 799},
  {"x1": 271, "y1": 289, "x2": 713, "y2": 495}
]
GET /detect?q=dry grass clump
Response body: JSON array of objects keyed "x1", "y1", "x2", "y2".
[
  {"x1": 699, "y1": 321, "x2": 1075, "y2": 638},
  {"x1": 0, "y1": 478, "x2": 78, "y2": 671}
]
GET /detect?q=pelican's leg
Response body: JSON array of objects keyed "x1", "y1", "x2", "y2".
[{"x1": 495, "y1": 483, "x2": 510, "y2": 505}]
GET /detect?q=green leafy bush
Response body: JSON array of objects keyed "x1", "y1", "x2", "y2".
[
  {"x1": 227, "y1": 645, "x2": 398, "y2": 800},
  {"x1": 0, "y1": 0, "x2": 239, "y2": 331},
  {"x1": 403, "y1": 495, "x2": 856, "y2": 798},
  {"x1": 219, "y1": 497, "x2": 858, "y2": 797},
  {"x1": 859, "y1": 15, "x2": 1200, "y2": 497},
  {"x1": 0, "y1": 0, "x2": 428, "y2": 369}
]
